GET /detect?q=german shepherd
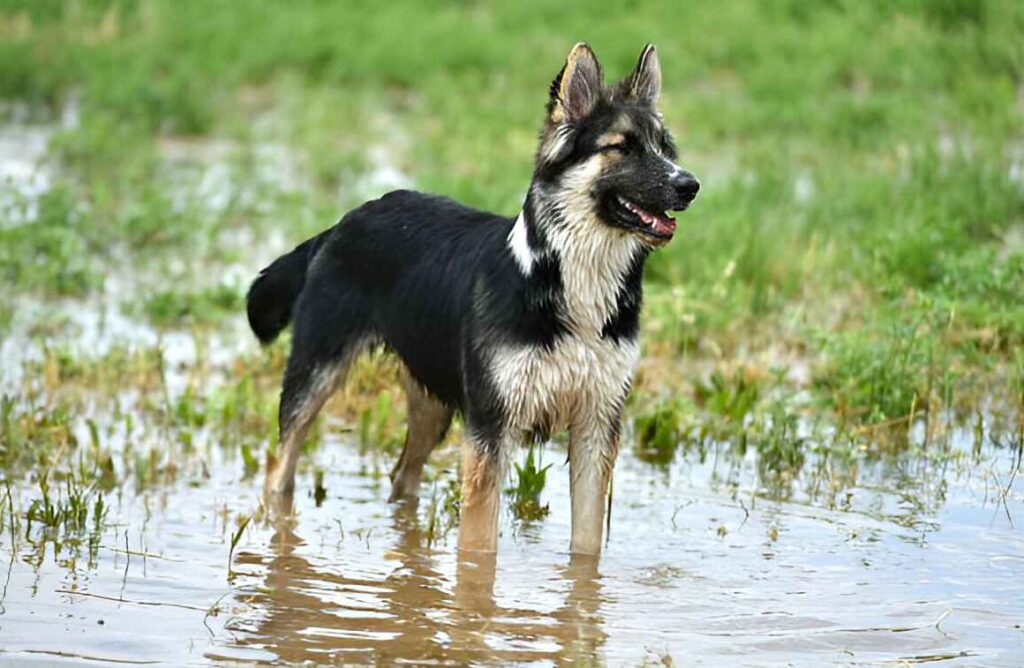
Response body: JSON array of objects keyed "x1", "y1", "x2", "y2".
[{"x1": 246, "y1": 43, "x2": 699, "y2": 555}]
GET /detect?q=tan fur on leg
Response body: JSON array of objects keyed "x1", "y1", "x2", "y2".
[
  {"x1": 389, "y1": 371, "x2": 454, "y2": 502},
  {"x1": 264, "y1": 364, "x2": 345, "y2": 508},
  {"x1": 568, "y1": 422, "x2": 619, "y2": 555},
  {"x1": 263, "y1": 425, "x2": 307, "y2": 501},
  {"x1": 458, "y1": 441, "x2": 502, "y2": 552}
]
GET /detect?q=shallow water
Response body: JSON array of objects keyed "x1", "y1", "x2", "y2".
[{"x1": 1, "y1": 420, "x2": 1021, "y2": 666}]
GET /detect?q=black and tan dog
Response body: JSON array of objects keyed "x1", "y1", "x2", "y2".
[{"x1": 246, "y1": 43, "x2": 699, "y2": 555}]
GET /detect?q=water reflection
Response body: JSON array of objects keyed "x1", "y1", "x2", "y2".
[{"x1": 226, "y1": 505, "x2": 607, "y2": 664}]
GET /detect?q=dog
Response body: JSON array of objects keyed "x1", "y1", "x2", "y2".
[{"x1": 246, "y1": 43, "x2": 699, "y2": 555}]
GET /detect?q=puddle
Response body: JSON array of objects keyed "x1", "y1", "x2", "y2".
[
  {"x1": 0, "y1": 113, "x2": 405, "y2": 394},
  {"x1": 0, "y1": 126, "x2": 295, "y2": 393},
  {"x1": 159, "y1": 136, "x2": 305, "y2": 216},
  {"x1": 0, "y1": 292, "x2": 245, "y2": 392},
  {"x1": 1, "y1": 414, "x2": 1021, "y2": 666},
  {"x1": 0, "y1": 123, "x2": 51, "y2": 223},
  {"x1": 0, "y1": 100, "x2": 78, "y2": 226},
  {"x1": 0, "y1": 123, "x2": 54, "y2": 228}
]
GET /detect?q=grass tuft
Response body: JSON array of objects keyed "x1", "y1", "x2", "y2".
[{"x1": 507, "y1": 446, "x2": 551, "y2": 521}]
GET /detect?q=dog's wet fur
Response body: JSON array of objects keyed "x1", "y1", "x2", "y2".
[{"x1": 247, "y1": 43, "x2": 699, "y2": 555}]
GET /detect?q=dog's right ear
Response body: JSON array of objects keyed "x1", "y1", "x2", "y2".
[{"x1": 548, "y1": 43, "x2": 603, "y2": 123}]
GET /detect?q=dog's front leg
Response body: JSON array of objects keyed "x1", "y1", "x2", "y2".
[
  {"x1": 458, "y1": 437, "x2": 508, "y2": 552},
  {"x1": 569, "y1": 415, "x2": 620, "y2": 556}
]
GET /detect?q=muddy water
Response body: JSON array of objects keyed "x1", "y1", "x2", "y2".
[{"x1": 1, "y1": 422, "x2": 1022, "y2": 666}]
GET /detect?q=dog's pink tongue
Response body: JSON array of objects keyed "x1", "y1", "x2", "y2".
[
  {"x1": 635, "y1": 204, "x2": 677, "y2": 237},
  {"x1": 652, "y1": 213, "x2": 676, "y2": 237}
]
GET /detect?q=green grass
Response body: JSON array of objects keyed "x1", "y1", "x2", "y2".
[
  {"x1": 507, "y1": 446, "x2": 552, "y2": 521},
  {"x1": 633, "y1": 396, "x2": 696, "y2": 467},
  {"x1": 358, "y1": 390, "x2": 404, "y2": 456},
  {"x1": 425, "y1": 475, "x2": 462, "y2": 547},
  {"x1": 815, "y1": 309, "x2": 957, "y2": 423},
  {"x1": 134, "y1": 284, "x2": 244, "y2": 328},
  {"x1": 0, "y1": 0, "x2": 1022, "y2": 542}
]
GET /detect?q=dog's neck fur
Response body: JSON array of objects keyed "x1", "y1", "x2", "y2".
[{"x1": 508, "y1": 173, "x2": 647, "y2": 336}]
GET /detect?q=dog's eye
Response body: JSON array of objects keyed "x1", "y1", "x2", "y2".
[
  {"x1": 660, "y1": 135, "x2": 678, "y2": 159},
  {"x1": 599, "y1": 142, "x2": 629, "y2": 154}
]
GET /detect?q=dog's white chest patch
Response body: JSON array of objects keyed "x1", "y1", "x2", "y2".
[
  {"x1": 491, "y1": 336, "x2": 638, "y2": 433},
  {"x1": 496, "y1": 173, "x2": 647, "y2": 435}
]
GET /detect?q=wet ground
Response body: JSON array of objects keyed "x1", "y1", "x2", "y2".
[
  {"x1": 2, "y1": 115, "x2": 1023, "y2": 666},
  {"x1": 1, "y1": 411, "x2": 1022, "y2": 666}
]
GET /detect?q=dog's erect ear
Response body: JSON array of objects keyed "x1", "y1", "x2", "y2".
[
  {"x1": 549, "y1": 42, "x2": 603, "y2": 122},
  {"x1": 624, "y1": 43, "x2": 661, "y2": 105}
]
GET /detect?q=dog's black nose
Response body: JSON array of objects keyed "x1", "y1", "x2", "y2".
[{"x1": 671, "y1": 171, "x2": 700, "y2": 204}]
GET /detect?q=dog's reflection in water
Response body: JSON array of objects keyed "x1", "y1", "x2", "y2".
[{"x1": 226, "y1": 505, "x2": 606, "y2": 664}]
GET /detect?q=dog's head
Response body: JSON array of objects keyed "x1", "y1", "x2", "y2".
[{"x1": 533, "y1": 43, "x2": 699, "y2": 246}]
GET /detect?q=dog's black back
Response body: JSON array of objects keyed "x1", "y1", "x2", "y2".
[{"x1": 249, "y1": 190, "x2": 521, "y2": 410}]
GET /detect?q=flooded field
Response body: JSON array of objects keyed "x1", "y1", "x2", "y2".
[
  {"x1": 0, "y1": 311, "x2": 1022, "y2": 665},
  {"x1": 2, "y1": 413, "x2": 1023, "y2": 665}
]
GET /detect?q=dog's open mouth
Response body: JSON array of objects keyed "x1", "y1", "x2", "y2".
[{"x1": 616, "y1": 195, "x2": 676, "y2": 240}]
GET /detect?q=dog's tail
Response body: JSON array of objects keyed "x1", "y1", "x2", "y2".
[{"x1": 246, "y1": 229, "x2": 332, "y2": 344}]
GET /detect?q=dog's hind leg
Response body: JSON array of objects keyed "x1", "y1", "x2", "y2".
[
  {"x1": 264, "y1": 286, "x2": 367, "y2": 507},
  {"x1": 264, "y1": 357, "x2": 347, "y2": 505},
  {"x1": 388, "y1": 371, "x2": 454, "y2": 502}
]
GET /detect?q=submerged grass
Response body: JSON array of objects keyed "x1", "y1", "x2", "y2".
[
  {"x1": 815, "y1": 312, "x2": 954, "y2": 424},
  {"x1": 507, "y1": 447, "x2": 552, "y2": 521},
  {"x1": 425, "y1": 475, "x2": 462, "y2": 548}
]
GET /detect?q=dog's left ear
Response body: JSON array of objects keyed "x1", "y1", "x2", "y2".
[{"x1": 624, "y1": 44, "x2": 661, "y2": 105}]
